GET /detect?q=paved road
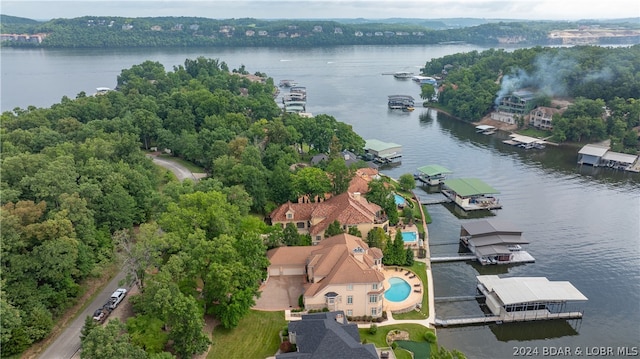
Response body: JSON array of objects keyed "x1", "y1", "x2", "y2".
[
  {"x1": 38, "y1": 271, "x2": 129, "y2": 359},
  {"x1": 148, "y1": 155, "x2": 199, "y2": 182},
  {"x1": 38, "y1": 155, "x2": 198, "y2": 358}
]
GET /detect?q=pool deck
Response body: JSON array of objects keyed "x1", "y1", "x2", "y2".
[{"x1": 382, "y1": 268, "x2": 424, "y2": 312}]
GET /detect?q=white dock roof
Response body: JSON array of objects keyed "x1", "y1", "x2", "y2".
[
  {"x1": 602, "y1": 151, "x2": 638, "y2": 164},
  {"x1": 578, "y1": 144, "x2": 609, "y2": 157},
  {"x1": 509, "y1": 134, "x2": 544, "y2": 144},
  {"x1": 477, "y1": 275, "x2": 588, "y2": 305}
]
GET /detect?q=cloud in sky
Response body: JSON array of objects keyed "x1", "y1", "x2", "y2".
[{"x1": 2, "y1": 0, "x2": 639, "y2": 21}]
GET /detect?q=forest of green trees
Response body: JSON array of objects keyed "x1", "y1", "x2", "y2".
[
  {"x1": 423, "y1": 45, "x2": 640, "y2": 152},
  {"x1": 1, "y1": 14, "x2": 639, "y2": 48},
  {"x1": 0, "y1": 56, "x2": 373, "y2": 357}
]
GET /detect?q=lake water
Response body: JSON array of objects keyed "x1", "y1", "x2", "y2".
[{"x1": 2, "y1": 45, "x2": 639, "y2": 358}]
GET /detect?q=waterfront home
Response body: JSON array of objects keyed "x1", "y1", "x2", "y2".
[
  {"x1": 460, "y1": 219, "x2": 534, "y2": 265},
  {"x1": 477, "y1": 275, "x2": 587, "y2": 320},
  {"x1": 268, "y1": 192, "x2": 389, "y2": 244},
  {"x1": 414, "y1": 164, "x2": 453, "y2": 186},
  {"x1": 442, "y1": 178, "x2": 502, "y2": 211},
  {"x1": 364, "y1": 139, "x2": 402, "y2": 164},
  {"x1": 276, "y1": 311, "x2": 378, "y2": 359},
  {"x1": 529, "y1": 106, "x2": 565, "y2": 131},
  {"x1": 267, "y1": 234, "x2": 385, "y2": 318}
]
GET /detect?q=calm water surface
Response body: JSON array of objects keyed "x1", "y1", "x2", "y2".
[{"x1": 2, "y1": 46, "x2": 639, "y2": 358}]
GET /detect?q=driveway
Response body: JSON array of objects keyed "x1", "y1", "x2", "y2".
[{"x1": 253, "y1": 275, "x2": 306, "y2": 311}]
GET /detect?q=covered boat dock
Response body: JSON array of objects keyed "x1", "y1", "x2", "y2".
[
  {"x1": 441, "y1": 178, "x2": 502, "y2": 211},
  {"x1": 478, "y1": 275, "x2": 587, "y2": 319},
  {"x1": 364, "y1": 139, "x2": 403, "y2": 164},
  {"x1": 460, "y1": 219, "x2": 534, "y2": 265},
  {"x1": 414, "y1": 164, "x2": 453, "y2": 185}
]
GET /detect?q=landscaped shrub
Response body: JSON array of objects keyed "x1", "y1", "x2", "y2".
[
  {"x1": 391, "y1": 342, "x2": 398, "y2": 349},
  {"x1": 298, "y1": 294, "x2": 304, "y2": 308},
  {"x1": 282, "y1": 326, "x2": 289, "y2": 337},
  {"x1": 280, "y1": 340, "x2": 294, "y2": 353},
  {"x1": 376, "y1": 316, "x2": 384, "y2": 323},
  {"x1": 322, "y1": 307, "x2": 329, "y2": 312},
  {"x1": 425, "y1": 331, "x2": 437, "y2": 343},
  {"x1": 369, "y1": 324, "x2": 378, "y2": 335}
]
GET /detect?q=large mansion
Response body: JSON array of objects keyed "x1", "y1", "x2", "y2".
[
  {"x1": 267, "y1": 234, "x2": 385, "y2": 318},
  {"x1": 269, "y1": 191, "x2": 388, "y2": 245}
]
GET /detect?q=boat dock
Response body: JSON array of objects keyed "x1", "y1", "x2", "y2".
[
  {"x1": 431, "y1": 254, "x2": 477, "y2": 263},
  {"x1": 419, "y1": 197, "x2": 452, "y2": 205},
  {"x1": 435, "y1": 311, "x2": 584, "y2": 327}
]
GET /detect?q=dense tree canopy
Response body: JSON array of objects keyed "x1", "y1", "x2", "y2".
[{"x1": 425, "y1": 45, "x2": 640, "y2": 151}]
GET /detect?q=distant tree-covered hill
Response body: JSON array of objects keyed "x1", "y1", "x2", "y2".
[{"x1": 1, "y1": 15, "x2": 638, "y2": 48}]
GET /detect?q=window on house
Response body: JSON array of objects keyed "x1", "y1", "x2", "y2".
[
  {"x1": 316, "y1": 236, "x2": 321, "y2": 241},
  {"x1": 372, "y1": 283, "x2": 378, "y2": 290},
  {"x1": 347, "y1": 284, "x2": 353, "y2": 291},
  {"x1": 296, "y1": 222, "x2": 305, "y2": 229},
  {"x1": 286, "y1": 213, "x2": 293, "y2": 219},
  {"x1": 371, "y1": 308, "x2": 377, "y2": 316},
  {"x1": 328, "y1": 297, "x2": 334, "y2": 304},
  {"x1": 347, "y1": 309, "x2": 353, "y2": 316},
  {"x1": 369, "y1": 295, "x2": 377, "y2": 303},
  {"x1": 347, "y1": 296, "x2": 353, "y2": 304}
]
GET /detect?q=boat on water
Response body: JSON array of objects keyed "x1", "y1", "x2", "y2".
[{"x1": 393, "y1": 71, "x2": 414, "y2": 79}]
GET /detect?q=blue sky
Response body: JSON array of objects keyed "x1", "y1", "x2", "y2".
[{"x1": 2, "y1": 0, "x2": 639, "y2": 21}]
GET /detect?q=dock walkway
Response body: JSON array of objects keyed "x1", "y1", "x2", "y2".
[
  {"x1": 435, "y1": 310, "x2": 583, "y2": 327},
  {"x1": 431, "y1": 254, "x2": 477, "y2": 263}
]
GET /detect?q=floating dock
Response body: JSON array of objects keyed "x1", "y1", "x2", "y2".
[{"x1": 435, "y1": 311, "x2": 583, "y2": 327}]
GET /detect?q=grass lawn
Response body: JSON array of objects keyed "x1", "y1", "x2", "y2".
[
  {"x1": 359, "y1": 324, "x2": 435, "y2": 359},
  {"x1": 208, "y1": 310, "x2": 286, "y2": 359},
  {"x1": 410, "y1": 262, "x2": 429, "y2": 314},
  {"x1": 517, "y1": 128, "x2": 551, "y2": 138}
]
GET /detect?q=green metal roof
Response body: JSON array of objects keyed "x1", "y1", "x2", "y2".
[
  {"x1": 365, "y1": 139, "x2": 402, "y2": 152},
  {"x1": 443, "y1": 178, "x2": 499, "y2": 196},
  {"x1": 416, "y1": 164, "x2": 452, "y2": 177}
]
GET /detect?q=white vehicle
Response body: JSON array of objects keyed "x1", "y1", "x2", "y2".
[{"x1": 108, "y1": 288, "x2": 127, "y2": 309}]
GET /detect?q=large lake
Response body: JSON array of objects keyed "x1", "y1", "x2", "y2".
[{"x1": 2, "y1": 45, "x2": 639, "y2": 358}]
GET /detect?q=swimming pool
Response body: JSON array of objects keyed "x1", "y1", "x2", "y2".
[
  {"x1": 402, "y1": 231, "x2": 418, "y2": 242},
  {"x1": 394, "y1": 194, "x2": 406, "y2": 206},
  {"x1": 384, "y1": 277, "x2": 411, "y2": 302}
]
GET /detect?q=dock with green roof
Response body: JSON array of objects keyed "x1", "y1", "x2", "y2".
[
  {"x1": 441, "y1": 178, "x2": 502, "y2": 211},
  {"x1": 414, "y1": 165, "x2": 453, "y2": 186}
]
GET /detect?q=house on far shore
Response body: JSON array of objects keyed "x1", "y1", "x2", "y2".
[
  {"x1": 529, "y1": 106, "x2": 565, "y2": 131},
  {"x1": 275, "y1": 311, "x2": 379, "y2": 359},
  {"x1": 268, "y1": 191, "x2": 389, "y2": 244},
  {"x1": 267, "y1": 234, "x2": 385, "y2": 318}
]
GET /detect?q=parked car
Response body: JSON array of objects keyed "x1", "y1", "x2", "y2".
[{"x1": 108, "y1": 288, "x2": 127, "y2": 309}]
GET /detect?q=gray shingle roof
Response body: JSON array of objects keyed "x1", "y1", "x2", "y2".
[{"x1": 276, "y1": 311, "x2": 378, "y2": 359}]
